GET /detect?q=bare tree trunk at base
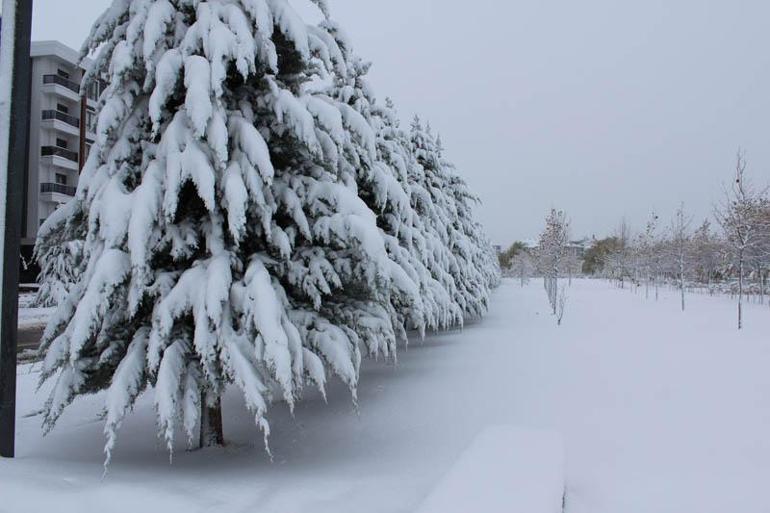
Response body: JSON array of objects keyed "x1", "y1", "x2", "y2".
[
  {"x1": 738, "y1": 261, "x2": 744, "y2": 330},
  {"x1": 199, "y1": 391, "x2": 224, "y2": 448}
]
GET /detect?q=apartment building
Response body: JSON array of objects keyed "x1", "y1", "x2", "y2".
[{"x1": 21, "y1": 41, "x2": 104, "y2": 275}]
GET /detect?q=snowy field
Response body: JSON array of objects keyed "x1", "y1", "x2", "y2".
[{"x1": 3, "y1": 278, "x2": 770, "y2": 513}]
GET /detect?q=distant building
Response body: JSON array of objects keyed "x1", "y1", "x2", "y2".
[
  {"x1": 565, "y1": 238, "x2": 591, "y2": 259},
  {"x1": 20, "y1": 41, "x2": 105, "y2": 278}
]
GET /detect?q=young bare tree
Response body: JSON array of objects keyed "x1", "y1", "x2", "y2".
[
  {"x1": 637, "y1": 211, "x2": 660, "y2": 299},
  {"x1": 668, "y1": 203, "x2": 693, "y2": 312},
  {"x1": 690, "y1": 219, "x2": 723, "y2": 295},
  {"x1": 556, "y1": 288, "x2": 568, "y2": 326},
  {"x1": 715, "y1": 152, "x2": 768, "y2": 329},
  {"x1": 745, "y1": 203, "x2": 770, "y2": 305},
  {"x1": 538, "y1": 209, "x2": 570, "y2": 318},
  {"x1": 563, "y1": 250, "x2": 582, "y2": 286},
  {"x1": 758, "y1": 204, "x2": 770, "y2": 302},
  {"x1": 606, "y1": 218, "x2": 633, "y2": 288},
  {"x1": 510, "y1": 251, "x2": 535, "y2": 287}
]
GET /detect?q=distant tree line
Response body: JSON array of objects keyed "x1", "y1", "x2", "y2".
[
  {"x1": 582, "y1": 152, "x2": 770, "y2": 328},
  {"x1": 497, "y1": 151, "x2": 770, "y2": 329}
]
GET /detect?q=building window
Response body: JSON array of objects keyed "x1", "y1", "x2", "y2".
[
  {"x1": 87, "y1": 80, "x2": 106, "y2": 102},
  {"x1": 84, "y1": 142, "x2": 92, "y2": 161},
  {"x1": 56, "y1": 103, "x2": 69, "y2": 114},
  {"x1": 86, "y1": 109, "x2": 97, "y2": 133},
  {"x1": 55, "y1": 138, "x2": 68, "y2": 148},
  {"x1": 87, "y1": 82, "x2": 98, "y2": 101},
  {"x1": 55, "y1": 173, "x2": 67, "y2": 185},
  {"x1": 57, "y1": 69, "x2": 70, "y2": 79}
]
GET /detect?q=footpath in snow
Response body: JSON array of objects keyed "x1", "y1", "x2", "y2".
[{"x1": 2, "y1": 279, "x2": 770, "y2": 513}]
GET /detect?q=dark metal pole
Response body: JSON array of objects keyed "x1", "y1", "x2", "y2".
[{"x1": 0, "y1": 0, "x2": 34, "y2": 459}]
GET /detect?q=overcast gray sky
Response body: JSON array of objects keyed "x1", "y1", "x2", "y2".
[{"x1": 22, "y1": 0, "x2": 770, "y2": 245}]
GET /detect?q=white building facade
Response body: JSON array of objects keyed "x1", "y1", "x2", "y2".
[{"x1": 23, "y1": 41, "x2": 102, "y2": 261}]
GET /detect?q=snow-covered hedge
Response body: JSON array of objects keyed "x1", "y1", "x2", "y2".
[{"x1": 35, "y1": 0, "x2": 499, "y2": 461}]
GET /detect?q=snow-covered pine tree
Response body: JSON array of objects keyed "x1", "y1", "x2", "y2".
[
  {"x1": 36, "y1": 0, "x2": 498, "y2": 462},
  {"x1": 36, "y1": 0, "x2": 420, "y2": 461},
  {"x1": 378, "y1": 109, "x2": 466, "y2": 331},
  {"x1": 409, "y1": 118, "x2": 499, "y2": 320},
  {"x1": 393, "y1": 120, "x2": 468, "y2": 331},
  {"x1": 407, "y1": 117, "x2": 466, "y2": 325},
  {"x1": 435, "y1": 134, "x2": 499, "y2": 316},
  {"x1": 321, "y1": 27, "x2": 470, "y2": 336},
  {"x1": 311, "y1": 25, "x2": 427, "y2": 349}
]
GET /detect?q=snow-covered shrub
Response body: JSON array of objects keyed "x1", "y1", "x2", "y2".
[{"x1": 36, "y1": 0, "x2": 499, "y2": 462}]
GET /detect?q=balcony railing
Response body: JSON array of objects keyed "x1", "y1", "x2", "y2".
[
  {"x1": 40, "y1": 182, "x2": 76, "y2": 197},
  {"x1": 41, "y1": 110, "x2": 80, "y2": 128},
  {"x1": 42, "y1": 74, "x2": 80, "y2": 94},
  {"x1": 40, "y1": 146, "x2": 79, "y2": 163}
]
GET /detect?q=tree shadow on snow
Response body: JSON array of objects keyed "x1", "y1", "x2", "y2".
[{"x1": 24, "y1": 327, "x2": 479, "y2": 480}]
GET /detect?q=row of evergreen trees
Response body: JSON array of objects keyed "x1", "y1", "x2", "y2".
[{"x1": 34, "y1": 0, "x2": 499, "y2": 460}]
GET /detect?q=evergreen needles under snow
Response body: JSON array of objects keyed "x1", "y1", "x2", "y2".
[{"x1": 34, "y1": 0, "x2": 499, "y2": 462}]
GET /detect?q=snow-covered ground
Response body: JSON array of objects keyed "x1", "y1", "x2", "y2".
[{"x1": 3, "y1": 278, "x2": 770, "y2": 513}]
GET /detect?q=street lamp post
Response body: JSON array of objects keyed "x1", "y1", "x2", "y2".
[{"x1": 0, "y1": 0, "x2": 34, "y2": 459}]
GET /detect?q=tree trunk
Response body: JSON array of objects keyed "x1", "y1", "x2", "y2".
[
  {"x1": 551, "y1": 268, "x2": 559, "y2": 315},
  {"x1": 679, "y1": 255, "x2": 685, "y2": 312},
  {"x1": 738, "y1": 259, "x2": 744, "y2": 330},
  {"x1": 199, "y1": 391, "x2": 224, "y2": 448}
]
